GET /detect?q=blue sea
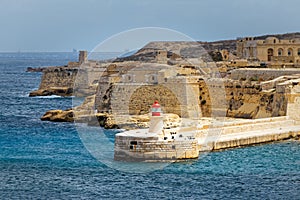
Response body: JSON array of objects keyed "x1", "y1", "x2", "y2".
[{"x1": 0, "y1": 52, "x2": 299, "y2": 199}]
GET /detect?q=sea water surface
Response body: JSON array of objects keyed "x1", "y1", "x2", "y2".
[{"x1": 0, "y1": 52, "x2": 299, "y2": 199}]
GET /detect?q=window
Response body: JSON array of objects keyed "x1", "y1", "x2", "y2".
[
  {"x1": 123, "y1": 74, "x2": 134, "y2": 82},
  {"x1": 148, "y1": 74, "x2": 158, "y2": 83},
  {"x1": 267, "y1": 48, "x2": 274, "y2": 61},
  {"x1": 288, "y1": 48, "x2": 293, "y2": 56},
  {"x1": 298, "y1": 48, "x2": 300, "y2": 56},
  {"x1": 278, "y1": 48, "x2": 283, "y2": 56}
]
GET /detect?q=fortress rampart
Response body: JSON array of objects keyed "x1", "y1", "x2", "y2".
[
  {"x1": 39, "y1": 67, "x2": 78, "y2": 90},
  {"x1": 230, "y1": 68, "x2": 300, "y2": 81}
]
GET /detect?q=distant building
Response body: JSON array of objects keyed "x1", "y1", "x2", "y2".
[
  {"x1": 237, "y1": 37, "x2": 300, "y2": 64},
  {"x1": 79, "y1": 50, "x2": 88, "y2": 64}
]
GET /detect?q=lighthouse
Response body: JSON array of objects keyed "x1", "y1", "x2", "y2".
[{"x1": 149, "y1": 101, "x2": 164, "y2": 136}]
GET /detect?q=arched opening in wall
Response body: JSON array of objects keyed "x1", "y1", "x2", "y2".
[
  {"x1": 267, "y1": 48, "x2": 274, "y2": 61},
  {"x1": 298, "y1": 48, "x2": 300, "y2": 56},
  {"x1": 128, "y1": 85, "x2": 182, "y2": 116},
  {"x1": 278, "y1": 48, "x2": 283, "y2": 56},
  {"x1": 288, "y1": 48, "x2": 293, "y2": 56}
]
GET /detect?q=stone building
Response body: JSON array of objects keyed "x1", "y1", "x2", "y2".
[{"x1": 237, "y1": 37, "x2": 300, "y2": 64}]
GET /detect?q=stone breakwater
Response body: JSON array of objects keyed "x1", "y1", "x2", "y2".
[
  {"x1": 114, "y1": 116, "x2": 300, "y2": 161},
  {"x1": 196, "y1": 116, "x2": 300, "y2": 151}
]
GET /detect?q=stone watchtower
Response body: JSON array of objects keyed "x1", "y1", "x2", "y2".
[
  {"x1": 156, "y1": 50, "x2": 168, "y2": 64},
  {"x1": 79, "y1": 50, "x2": 88, "y2": 64}
]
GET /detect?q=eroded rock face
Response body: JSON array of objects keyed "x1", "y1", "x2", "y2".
[
  {"x1": 40, "y1": 95, "x2": 96, "y2": 123},
  {"x1": 29, "y1": 87, "x2": 73, "y2": 97},
  {"x1": 198, "y1": 79, "x2": 288, "y2": 119},
  {"x1": 41, "y1": 109, "x2": 74, "y2": 122}
]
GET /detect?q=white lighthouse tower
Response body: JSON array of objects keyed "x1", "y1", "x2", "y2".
[{"x1": 148, "y1": 101, "x2": 164, "y2": 136}]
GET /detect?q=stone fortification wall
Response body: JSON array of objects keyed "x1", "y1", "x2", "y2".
[
  {"x1": 35, "y1": 60, "x2": 106, "y2": 97},
  {"x1": 230, "y1": 68, "x2": 300, "y2": 81},
  {"x1": 40, "y1": 66, "x2": 101, "y2": 91},
  {"x1": 198, "y1": 79, "x2": 287, "y2": 119},
  {"x1": 128, "y1": 85, "x2": 182, "y2": 116},
  {"x1": 225, "y1": 81, "x2": 287, "y2": 118},
  {"x1": 110, "y1": 81, "x2": 200, "y2": 118},
  {"x1": 95, "y1": 74, "x2": 288, "y2": 120},
  {"x1": 198, "y1": 78, "x2": 227, "y2": 117},
  {"x1": 39, "y1": 67, "x2": 78, "y2": 90},
  {"x1": 285, "y1": 82, "x2": 300, "y2": 120},
  {"x1": 95, "y1": 63, "x2": 201, "y2": 119},
  {"x1": 92, "y1": 62, "x2": 300, "y2": 121}
]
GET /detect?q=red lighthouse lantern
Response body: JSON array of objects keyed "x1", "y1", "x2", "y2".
[{"x1": 151, "y1": 100, "x2": 162, "y2": 116}]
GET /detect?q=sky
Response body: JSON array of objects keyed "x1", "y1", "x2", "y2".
[{"x1": 0, "y1": 0, "x2": 299, "y2": 52}]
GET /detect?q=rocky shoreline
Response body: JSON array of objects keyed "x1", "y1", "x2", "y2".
[
  {"x1": 29, "y1": 87, "x2": 73, "y2": 97},
  {"x1": 41, "y1": 108, "x2": 181, "y2": 130}
]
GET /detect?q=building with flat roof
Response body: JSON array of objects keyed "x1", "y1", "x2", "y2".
[{"x1": 237, "y1": 37, "x2": 300, "y2": 65}]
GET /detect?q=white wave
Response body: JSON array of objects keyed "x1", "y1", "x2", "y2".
[
  {"x1": 32, "y1": 95, "x2": 63, "y2": 99},
  {"x1": 31, "y1": 95, "x2": 75, "y2": 99},
  {"x1": 19, "y1": 94, "x2": 30, "y2": 98}
]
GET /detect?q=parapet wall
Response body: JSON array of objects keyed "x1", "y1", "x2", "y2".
[{"x1": 230, "y1": 68, "x2": 300, "y2": 81}]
